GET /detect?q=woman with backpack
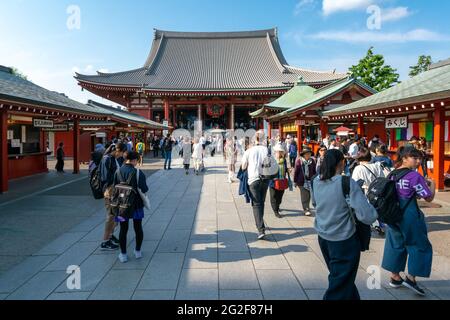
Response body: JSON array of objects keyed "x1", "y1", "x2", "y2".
[
  {"x1": 351, "y1": 147, "x2": 386, "y2": 236},
  {"x1": 268, "y1": 143, "x2": 291, "y2": 218},
  {"x1": 113, "y1": 151, "x2": 149, "y2": 263},
  {"x1": 382, "y1": 146, "x2": 436, "y2": 296},
  {"x1": 312, "y1": 149, "x2": 378, "y2": 300},
  {"x1": 293, "y1": 148, "x2": 316, "y2": 216}
]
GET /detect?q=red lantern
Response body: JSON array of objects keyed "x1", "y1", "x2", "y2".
[{"x1": 206, "y1": 104, "x2": 225, "y2": 118}]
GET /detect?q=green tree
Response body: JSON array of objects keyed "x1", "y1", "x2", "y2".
[
  {"x1": 11, "y1": 67, "x2": 28, "y2": 80},
  {"x1": 349, "y1": 47, "x2": 400, "y2": 92},
  {"x1": 409, "y1": 55, "x2": 433, "y2": 77}
]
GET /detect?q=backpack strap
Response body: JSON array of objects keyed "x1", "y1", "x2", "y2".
[
  {"x1": 125, "y1": 169, "x2": 137, "y2": 186},
  {"x1": 361, "y1": 165, "x2": 377, "y2": 180},
  {"x1": 387, "y1": 168, "x2": 412, "y2": 181},
  {"x1": 341, "y1": 175, "x2": 351, "y2": 199},
  {"x1": 116, "y1": 168, "x2": 125, "y2": 184}
]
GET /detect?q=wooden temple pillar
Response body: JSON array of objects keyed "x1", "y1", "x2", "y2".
[
  {"x1": 229, "y1": 104, "x2": 235, "y2": 130},
  {"x1": 296, "y1": 121, "x2": 303, "y2": 146},
  {"x1": 172, "y1": 105, "x2": 177, "y2": 129},
  {"x1": 279, "y1": 122, "x2": 284, "y2": 139},
  {"x1": 197, "y1": 104, "x2": 203, "y2": 123},
  {"x1": 72, "y1": 118, "x2": 80, "y2": 174},
  {"x1": 0, "y1": 106, "x2": 8, "y2": 193},
  {"x1": 164, "y1": 97, "x2": 170, "y2": 126},
  {"x1": 147, "y1": 98, "x2": 153, "y2": 121},
  {"x1": 267, "y1": 121, "x2": 272, "y2": 139},
  {"x1": 357, "y1": 117, "x2": 365, "y2": 138},
  {"x1": 319, "y1": 119, "x2": 328, "y2": 141},
  {"x1": 433, "y1": 105, "x2": 445, "y2": 190}
]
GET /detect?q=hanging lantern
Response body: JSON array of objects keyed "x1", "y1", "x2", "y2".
[{"x1": 206, "y1": 104, "x2": 225, "y2": 118}]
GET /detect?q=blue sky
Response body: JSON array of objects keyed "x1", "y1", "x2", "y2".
[{"x1": 1, "y1": 0, "x2": 450, "y2": 105}]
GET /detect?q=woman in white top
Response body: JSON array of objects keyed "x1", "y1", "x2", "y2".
[
  {"x1": 181, "y1": 136, "x2": 192, "y2": 175},
  {"x1": 192, "y1": 138, "x2": 203, "y2": 175},
  {"x1": 351, "y1": 147, "x2": 385, "y2": 235}
]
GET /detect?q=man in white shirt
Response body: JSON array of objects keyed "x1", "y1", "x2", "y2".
[
  {"x1": 348, "y1": 139, "x2": 360, "y2": 159},
  {"x1": 241, "y1": 131, "x2": 269, "y2": 240}
]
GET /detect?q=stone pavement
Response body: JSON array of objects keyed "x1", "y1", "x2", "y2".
[{"x1": 0, "y1": 156, "x2": 450, "y2": 300}]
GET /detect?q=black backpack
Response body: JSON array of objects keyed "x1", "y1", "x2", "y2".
[
  {"x1": 89, "y1": 165, "x2": 104, "y2": 200},
  {"x1": 366, "y1": 168, "x2": 413, "y2": 225},
  {"x1": 342, "y1": 176, "x2": 371, "y2": 252},
  {"x1": 109, "y1": 170, "x2": 138, "y2": 220},
  {"x1": 163, "y1": 138, "x2": 172, "y2": 152}
]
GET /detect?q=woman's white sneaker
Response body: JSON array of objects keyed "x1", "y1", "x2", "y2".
[
  {"x1": 134, "y1": 250, "x2": 143, "y2": 259},
  {"x1": 118, "y1": 253, "x2": 128, "y2": 263}
]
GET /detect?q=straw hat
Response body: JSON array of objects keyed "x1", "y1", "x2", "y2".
[{"x1": 300, "y1": 148, "x2": 313, "y2": 156}]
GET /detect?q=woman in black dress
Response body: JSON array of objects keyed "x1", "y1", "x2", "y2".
[{"x1": 55, "y1": 142, "x2": 65, "y2": 173}]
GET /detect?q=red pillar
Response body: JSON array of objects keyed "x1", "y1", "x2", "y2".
[
  {"x1": 357, "y1": 117, "x2": 365, "y2": 137},
  {"x1": 297, "y1": 123, "x2": 303, "y2": 145},
  {"x1": 172, "y1": 106, "x2": 177, "y2": 129},
  {"x1": 279, "y1": 122, "x2": 284, "y2": 139},
  {"x1": 0, "y1": 107, "x2": 8, "y2": 193},
  {"x1": 320, "y1": 120, "x2": 328, "y2": 140},
  {"x1": 164, "y1": 97, "x2": 170, "y2": 125},
  {"x1": 229, "y1": 104, "x2": 235, "y2": 130},
  {"x1": 433, "y1": 105, "x2": 445, "y2": 190},
  {"x1": 73, "y1": 118, "x2": 80, "y2": 174},
  {"x1": 147, "y1": 98, "x2": 153, "y2": 121},
  {"x1": 267, "y1": 121, "x2": 272, "y2": 139}
]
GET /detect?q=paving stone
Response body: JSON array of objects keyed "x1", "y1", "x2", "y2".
[
  {"x1": 138, "y1": 253, "x2": 184, "y2": 290},
  {"x1": 184, "y1": 241, "x2": 218, "y2": 269},
  {"x1": 220, "y1": 290, "x2": 263, "y2": 300},
  {"x1": 7, "y1": 271, "x2": 67, "y2": 300},
  {"x1": 44, "y1": 241, "x2": 99, "y2": 271},
  {"x1": 34, "y1": 232, "x2": 87, "y2": 256},
  {"x1": 157, "y1": 229, "x2": 191, "y2": 253},
  {"x1": 175, "y1": 269, "x2": 219, "y2": 300},
  {"x1": 54, "y1": 254, "x2": 117, "y2": 292},
  {"x1": 256, "y1": 270, "x2": 307, "y2": 300},
  {"x1": 284, "y1": 251, "x2": 329, "y2": 290},
  {"x1": 132, "y1": 290, "x2": 176, "y2": 300},
  {"x1": 0, "y1": 255, "x2": 57, "y2": 293},
  {"x1": 46, "y1": 292, "x2": 92, "y2": 300},
  {"x1": 218, "y1": 252, "x2": 259, "y2": 290},
  {"x1": 250, "y1": 248, "x2": 291, "y2": 270},
  {"x1": 89, "y1": 269, "x2": 144, "y2": 300}
]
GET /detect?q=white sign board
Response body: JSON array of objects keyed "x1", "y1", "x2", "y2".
[
  {"x1": 385, "y1": 116, "x2": 408, "y2": 129},
  {"x1": 33, "y1": 118, "x2": 54, "y2": 128},
  {"x1": 7, "y1": 130, "x2": 14, "y2": 140},
  {"x1": 163, "y1": 120, "x2": 169, "y2": 137}
]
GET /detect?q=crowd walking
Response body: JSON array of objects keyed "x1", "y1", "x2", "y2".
[{"x1": 86, "y1": 129, "x2": 438, "y2": 300}]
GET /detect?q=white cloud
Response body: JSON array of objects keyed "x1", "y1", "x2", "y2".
[
  {"x1": 309, "y1": 29, "x2": 450, "y2": 43},
  {"x1": 322, "y1": 0, "x2": 373, "y2": 16},
  {"x1": 294, "y1": 0, "x2": 315, "y2": 15},
  {"x1": 381, "y1": 7, "x2": 412, "y2": 22}
]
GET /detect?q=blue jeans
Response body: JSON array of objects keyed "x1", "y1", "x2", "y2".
[
  {"x1": 164, "y1": 150, "x2": 172, "y2": 169},
  {"x1": 382, "y1": 199, "x2": 433, "y2": 278}
]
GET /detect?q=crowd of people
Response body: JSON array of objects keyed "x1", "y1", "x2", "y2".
[
  {"x1": 86, "y1": 129, "x2": 437, "y2": 301},
  {"x1": 236, "y1": 130, "x2": 436, "y2": 300}
]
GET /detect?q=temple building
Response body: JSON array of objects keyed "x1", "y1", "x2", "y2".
[{"x1": 75, "y1": 28, "x2": 347, "y2": 132}]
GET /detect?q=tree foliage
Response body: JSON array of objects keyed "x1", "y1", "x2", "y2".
[{"x1": 409, "y1": 55, "x2": 433, "y2": 77}]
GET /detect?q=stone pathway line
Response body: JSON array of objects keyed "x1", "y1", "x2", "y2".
[{"x1": 0, "y1": 156, "x2": 449, "y2": 300}]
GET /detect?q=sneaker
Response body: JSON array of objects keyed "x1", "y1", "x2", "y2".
[
  {"x1": 134, "y1": 250, "x2": 143, "y2": 259},
  {"x1": 118, "y1": 253, "x2": 128, "y2": 263},
  {"x1": 257, "y1": 232, "x2": 266, "y2": 240},
  {"x1": 305, "y1": 211, "x2": 312, "y2": 216},
  {"x1": 110, "y1": 235, "x2": 120, "y2": 245},
  {"x1": 274, "y1": 211, "x2": 282, "y2": 218},
  {"x1": 100, "y1": 240, "x2": 119, "y2": 251},
  {"x1": 403, "y1": 277, "x2": 426, "y2": 296},
  {"x1": 389, "y1": 277, "x2": 404, "y2": 288},
  {"x1": 375, "y1": 226, "x2": 385, "y2": 237}
]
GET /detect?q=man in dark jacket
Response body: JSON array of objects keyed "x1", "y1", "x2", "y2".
[{"x1": 293, "y1": 149, "x2": 317, "y2": 216}]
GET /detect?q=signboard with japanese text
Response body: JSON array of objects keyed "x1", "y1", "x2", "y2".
[
  {"x1": 43, "y1": 124, "x2": 69, "y2": 132},
  {"x1": 33, "y1": 118, "x2": 54, "y2": 128},
  {"x1": 385, "y1": 116, "x2": 408, "y2": 129}
]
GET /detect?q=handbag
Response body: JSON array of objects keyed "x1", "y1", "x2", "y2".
[
  {"x1": 274, "y1": 178, "x2": 289, "y2": 191},
  {"x1": 136, "y1": 169, "x2": 151, "y2": 210}
]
